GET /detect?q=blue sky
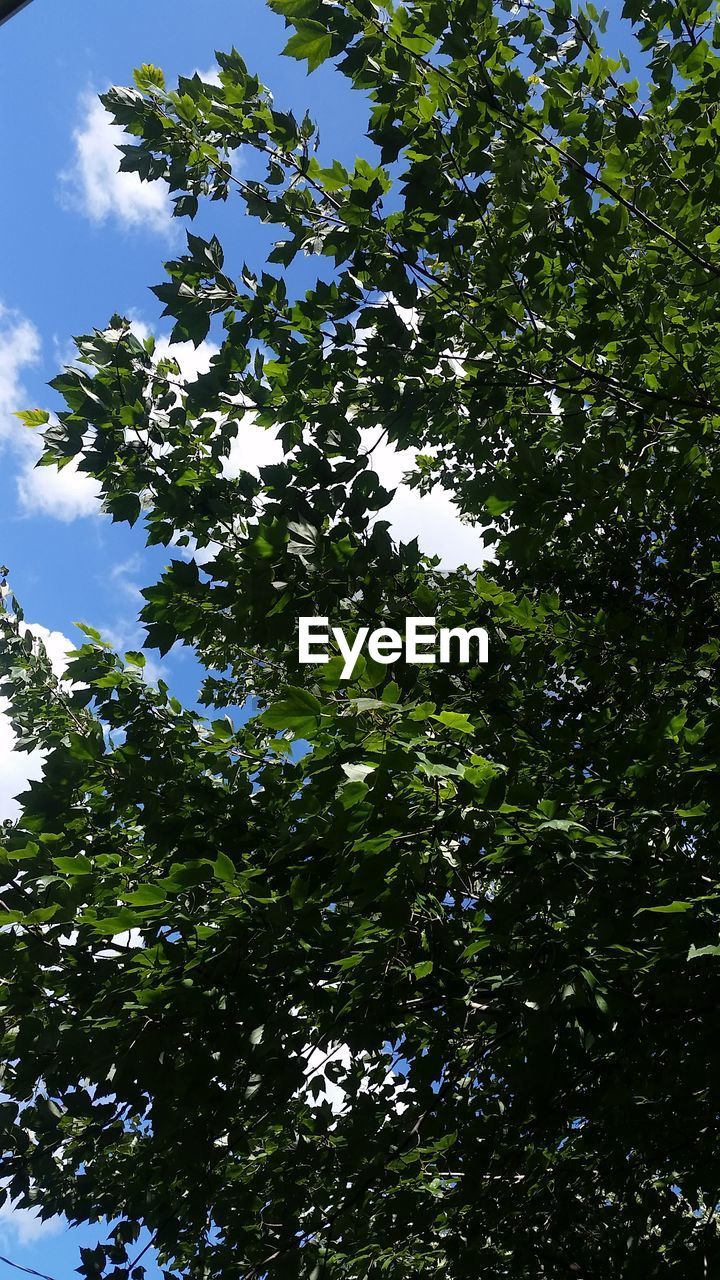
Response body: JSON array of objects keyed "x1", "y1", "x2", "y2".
[
  {"x1": 0, "y1": 0, "x2": 369, "y2": 678},
  {"x1": 0, "y1": 0, "x2": 375, "y2": 800},
  {"x1": 0, "y1": 0, "x2": 495, "y2": 820},
  {"x1": 0, "y1": 1, "x2": 636, "y2": 1274},
  {"x1": 0, "y1": 3, "x2": 374, "y2": 1275}
]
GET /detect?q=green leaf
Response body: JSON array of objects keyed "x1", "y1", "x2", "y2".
[
  {"x1": 484, "y1": 492, "x2": 516, "y2": 517},
  {"x1": 214, "y1": 852, "x2": 236, "y2": 882},
  {"x1": 688, "y1": 943, "x2": 720, "y2": 959},
  {"x1": 5, "y1": 842, "x2": 39, "y2": 862},
  {"x1": 261, "y1": 685, "x2": 323, "y2": 735},
  {"x1": 90, "y1": 910, "x2": 141, "y2": 936},
  {"x1": 432, "y1": 711, "x2": 475, "y2": 735},
  {"x1": 123, "y1": 885, "x2": 167, "y2": 907},
  {"x1": 536, "y1": 818, "x2": 589, "y2": 835},
  {"x1": 7, "y1": 7, "x2": 720, "y2": 1272},
  {"x1": 133, "y1": 63, "x2": 166, "y2": 91},
  {"x1": 338, "y1": 780, "x2": 369, "y2": 809},
  {"x1": 639, "y1": 902, "x2": 694, "y2": 915},
  {"x1": 52, "y1": 855, "x2": 92, "y2": 876},
  {"x1": 14, "y1": 409, "x2": 50, "y2": 428},
  {"x1": 283, "y1": 21, "x2": 333, "y2": 72}
]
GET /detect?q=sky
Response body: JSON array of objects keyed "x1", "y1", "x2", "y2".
[
  {"x1": 0, "y1": 0, "x2": 495, "y2": 809},
  {"x1": 0, "y1": 4, "x2": 477, "y2": 1273},
  {"x1": 0, "y1": 1, "x2": 635, "y2": 1275}
]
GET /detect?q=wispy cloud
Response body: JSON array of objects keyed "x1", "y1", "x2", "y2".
[{"x1": 0, "y1": 1197, "x2": 64, "y2": 1248}]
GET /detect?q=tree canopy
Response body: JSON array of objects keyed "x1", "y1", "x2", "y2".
[{"x1": 3, "y1": 0, "x2": 720, "y2": 1275}]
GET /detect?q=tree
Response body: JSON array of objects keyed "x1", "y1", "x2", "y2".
[{"x1": 3, "y1": 0, "x2": 720, "y2": 1274}]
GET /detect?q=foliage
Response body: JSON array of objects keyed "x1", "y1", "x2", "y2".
[{"x1": 4, "y1": 0, "x2": 720, "y2": 1275}]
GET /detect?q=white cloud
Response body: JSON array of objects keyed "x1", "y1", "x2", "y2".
[
  {"x1": 222, "y1": 421, "x2": 485, "y2": 569},
  {"x1": 61, "y1": 94, "x2": 171, "y2": 234},
  {"x1": 20, "y1": 321, "x2": 220, "y2": 525},
  {"x1": 0, "y1": 623, "x2": 73, "y2": 821},
  {"x1": 0, "y1": 301, "x2": 102, "y2": 521},
  {"x1": 218, "y1": 409, "x2": 484, "y2": 568},
  {"x1": 25, "y1": 623, "x2": 74, "y2": 679},
  {"x1": 346, "y1": 303, "x2": 489, "y2": 569},
  {"x1": 0, "y1": 305, "x2": 41, "y2": 447},
  {"x1": 0, "y1": 1197, "x2": 63, "y2": 1247},
  {"x1": 0, "y1": 711, "x2": 44, "y2": 822},
  {"x1": 304, "y1": 1043, "x2": 351, "y2": 1114},
  {"x1": 382, "y1": 484, "x2": 487, "y2": 570},
  {"x1": 223, "y1": 416, "x2": 284, "y2": 478},
  {"x1": 17, "y1": 456, "x2": 102, "y2": 522},
  {"x1": 150, "y1": 333, "x2": 218, "y2": 383},
  {"x1": 194, "y1": 64, "x2": 221, "y2": 86},
  {"x1": 96, "y1": 317, "x2": 485, "y2": 567},
  {"x1": 129, "y1": 318, "x2": 218, "y2": 381},
  {"x1": 1, "y1": 295, "x2": 483, "y2": 552},
  {"x1": 364, "y1": 434, "x2": 487, "y2": 570}
]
